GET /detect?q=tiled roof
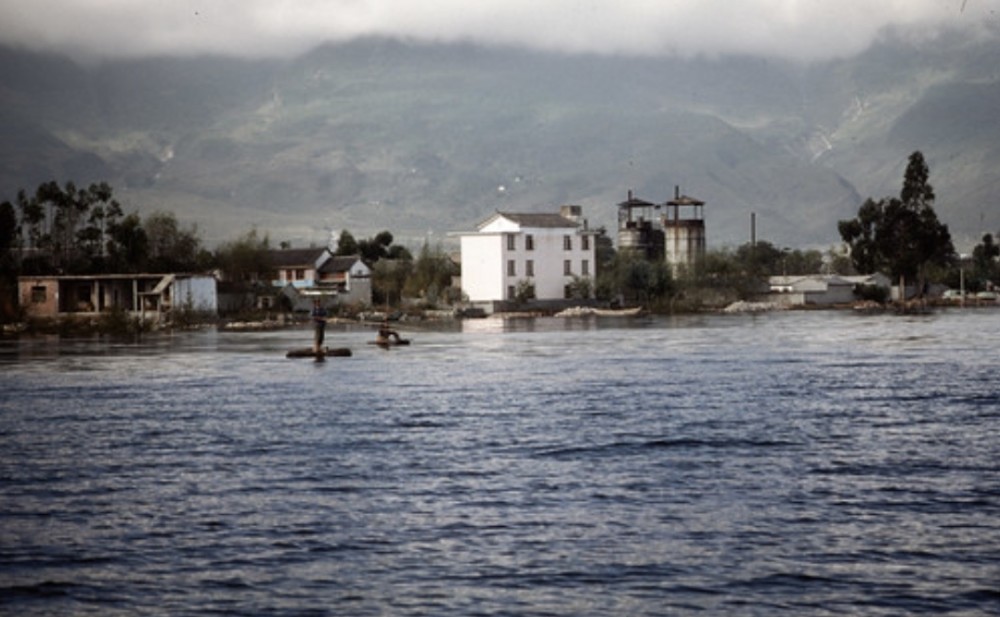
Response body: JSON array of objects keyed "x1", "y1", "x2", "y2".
[
  {"x1": 266, "y1": 248, "x2": 327, "y2": 268},
  {"x1": 318, "y1": 255, "x2": 363, "y2": 274}
]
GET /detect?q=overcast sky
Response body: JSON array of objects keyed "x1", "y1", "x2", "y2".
[{"x1": 0, "y1": 0, "x2": 995, "y2": 63}]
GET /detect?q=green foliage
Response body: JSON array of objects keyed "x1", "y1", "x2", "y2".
[
  {"x1": 566, "y1": 275, "x2": 593, "y2": 300},
  {"x1": 827, "y1": 246, "x2": 854, "y2": 275},
  {"x1": 108, "y1": 212, "x2": 149, "y2": 273},
  {"x1": 839, "y1": 151, "x2": 955, "y2": 285},
  {"x1": 969, "y1": 232, "x2": 1000, "y2": 292},
  {"x1": 513, "y1": 279, "x2": 536, "y2": 305},
  {"x1": 334, "y1": 230, "x2": 359, "y2": 256},
  {"x1": 404, "y1": 240, "x2": 456, "y2": 305},
  {"x1": 372, "y1": 258, "x2": 411, "y2": 307},
  {"x1": 215, "y1": 228, "x2": 272, "y2": 285},
  {"x1": 0, "y1": 201, "x2": 15, "y2": 278},
  {"x1": 143, "y1": 211, "x2": 202, "y2": 272},
  {"x1": 596, "y1": 251, "x2": 674, "y2": 305},
  {"x1": 683, "y1": 247, "x2": 762, "y2": 301},
  {"x1": 732, "y1": 241, "x2": 824, "y2": 277},
  {"x1": 1, "y1": 180, "x2": 212, "y2": 277},
  {"x1": 335, "y1": 229, "x2": 411, "y2": 262}
]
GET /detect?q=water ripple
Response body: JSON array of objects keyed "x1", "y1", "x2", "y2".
[{"x1": 1, "y1": 311, "x2": 998, "y2": 615}]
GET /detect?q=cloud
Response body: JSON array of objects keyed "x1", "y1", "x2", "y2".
[{"x1": 0, "y1": 0, "x2": 994, "y2": 62}]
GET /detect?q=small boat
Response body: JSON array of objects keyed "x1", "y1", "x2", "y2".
[
  {"x1": 286, "y1": 347, "x2": 352, "y2": 358},
  {"x1": 593, "y1": 306, "x2": 644, "y2": 317},
  {"x1": 555, "y1": 306, "x2": 644, "y2": 317}
]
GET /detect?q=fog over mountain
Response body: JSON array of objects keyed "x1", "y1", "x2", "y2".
[{"x1": 1, "y1": 29, "x2": 999, "y2": 251}]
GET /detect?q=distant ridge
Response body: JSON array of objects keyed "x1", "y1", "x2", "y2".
[{"x1": 1, "y1": 34, "x2": 998, "y2": 250}]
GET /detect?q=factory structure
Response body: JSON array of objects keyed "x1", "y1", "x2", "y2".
[{"x1": 617, "y1": 186, "x2": 706, "y2": 273}]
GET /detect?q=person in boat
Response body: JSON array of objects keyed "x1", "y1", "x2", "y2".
[
  {"x1": 311, "y1": 298, "x2": 329, "y2": 352},
  {"x1": 376, "y1": 320, "x2": 402, "y2": 345}
]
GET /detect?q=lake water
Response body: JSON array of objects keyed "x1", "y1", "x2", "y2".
[{"x1": 1, "y1": 309, "x2": 998, "y2": 616}]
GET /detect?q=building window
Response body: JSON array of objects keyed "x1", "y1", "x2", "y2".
[
  {"x1": 507, "y1": 260, "x2": 516, "y2": 276},
  {"x1": 582, "y1": 260, "x2": 590, "y2": 276},
  {"x1": 563, "y1": 235, "x2": 572, "y2": 250},
  {"x1": 525, "y1": 234, "x2": 534, "y2": 251},
  {"x1": 507, "y1": 285, "x2": 516, "y2": 300},
  {"x1": 296, "y1": 268, "x2": 306, "y2": 280},
  {"x1": 564, "y1": 260, "x2": 572, "y2": 276},
  {"x1": 526, "y1": 260, "x2": 534, "y2": 277},
  {"x1": 507, "y1": 234, "x2": 516, "y2": 251},
  {"x1": 30, "y1": 286, "x2": 47, "y2": 303},
  {"x1": 564, "y1": 284, "x2": 573, "y2": 299},
  {"x1": 582, "y1": 235, "x2": 590, "y2": 251}
]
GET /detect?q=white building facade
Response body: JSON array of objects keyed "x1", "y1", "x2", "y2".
[{"x1": 457, "y1": 207, "x2": 597, "y2": 309}]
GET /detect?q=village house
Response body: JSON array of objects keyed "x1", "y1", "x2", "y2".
[
  {"x1": 766, "y1": 273, "x2": 891, "y2": 307},
  {"x1": 18, "y1": 273, "x2": 218, "y2": 320},
  {"x1": 264, "y1": 248, "x2": 371, "y2": 310},
  {"x1": 455, "y1": 205, "x2": 598, "y2": 313}
]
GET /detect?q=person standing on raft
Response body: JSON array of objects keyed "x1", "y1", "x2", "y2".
[{"x1": 311, "y1": 298, "x2": 329, "y2": 353}]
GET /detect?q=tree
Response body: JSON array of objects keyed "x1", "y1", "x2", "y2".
[
  {"x1": 404, "y1": 240, "x2": 455, "y2": 304},
  {"x1": 358, "y1": 230, "x2": 394, "y2": 263},
  {"x1": 513, "y1": 279, "x2": 536, "y2": 305},
  {"x1": 215, "y1": 228, "x2": 272, "y2": 285},
  {"x1": 735, "y1": 241, "x2": 783, "y2": 277},
  {"x1": 566, "y1": 275, "x2": 593, "y2": 300},
  {"x1": 970, "y1": 232, "x2": 1000, "y2": 291},
  {"x1": 0, "y1": 201, "x2": 16, "y2": 263},
  {"x1": 372, "y1": 258, "x2": 411, "y2": 307},
  {"x1": 334, "y1": 230, "x2": 358, "y2": 256},
  {"x1": 596, "y1": 251, "x2": 674, "y2": 306},
  {"x1": 107, "y1": 212, "x2": 149, "y2": 273},
  {"x1": 2, "y1": 181, "x2": 128, "y2": 274},
  {"x1": 839, "y1": 151, "x2": 954, "y2": 297},
  {"x1": 78, "y1": 183, "x2": 124, "y2": 271},
  {"x1": 143, "y1": 211, "x2": 202, "y2": 272}
]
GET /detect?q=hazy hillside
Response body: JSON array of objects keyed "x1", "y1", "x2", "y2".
[{"x1": 1, "y1": 34, "x2": 997, "y2": 250}]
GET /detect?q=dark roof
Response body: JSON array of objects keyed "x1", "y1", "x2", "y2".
[
  {"x1": 666, "y1": 195, "x2": 705, "y2": 206},
  {"x1": 496, "y1": 212, "x2": 579, "y2": 228},
  {"x1": 266, "y1": 248, "x2": 327, "y2": 268},
  {"x1": 317, "y1": 254, "x2": 364, "y2": 274},
  {"x1": 618, "y1": 196, "x2": 656, "y2": 208}
]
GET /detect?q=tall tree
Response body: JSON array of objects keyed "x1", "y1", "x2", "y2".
[
  {"x1": 839, "y1": 151, "x2": 954, "y2": 297},
  {"x1": 333, "y1": 230, "x2": 359, "y2": 256},
  {"x1": 78, "y1": 182, "x2": 124, "y2": 271},
  {"x1": 0, "y1": 201, "x2": 16, "y2": 260},
  {"x1": 143, "y1": 211, "x2": 202, "y2": 272},
  {"x1": 107, "y1": 212, "x2": 149, "y2": 273}
]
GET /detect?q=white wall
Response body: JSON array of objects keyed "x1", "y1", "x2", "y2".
[
  {"x1": 460, "y1": 219, "x2": 596, "y2": 303},
  {"x1": 461, "y1": 233, "x2": 505, "y2": 302},
  {"x1": 173, "y1": 276, "x2": 218, "y2": 312},
  {"x1": 525, "y1": 228, "x2": 591, "y2": 301}
]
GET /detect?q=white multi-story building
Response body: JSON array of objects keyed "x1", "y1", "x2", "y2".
[{"x1": 457, "y1": 205, "x2": 597, "y2": 309}]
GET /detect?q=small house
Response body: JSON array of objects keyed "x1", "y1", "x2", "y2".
[
  {"x1": 18, "y1": 273, "x2": 218, "y2": 320},
  {"x1": 766, "y1": 273, "x2": 891, "y2": 307},
  {"x1": 264, "y1": 249, "x2": 372, "y2": 310}
]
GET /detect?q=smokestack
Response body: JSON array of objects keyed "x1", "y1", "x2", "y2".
[
  {"x1": 750, "y1": 212, "x2": 757, "y2": 246},
  {"x1": 675, "y1": 185, "x2": 680, "y2": 200},
  {"x1": 628, "y1": 189, "x2": 633, "y2": 201}
]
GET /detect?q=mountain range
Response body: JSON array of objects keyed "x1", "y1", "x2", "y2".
[{"x1": 1, "y1": 31, "x2": 998, "y2": 252}]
